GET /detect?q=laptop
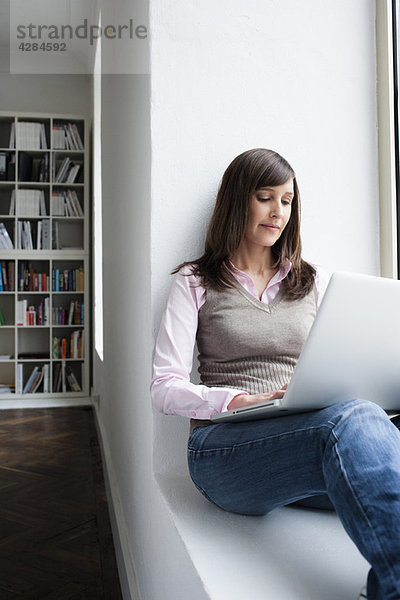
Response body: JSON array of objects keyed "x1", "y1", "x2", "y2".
[{"x1": 211, "y1": 271, "x2": 400, "y2": 423}]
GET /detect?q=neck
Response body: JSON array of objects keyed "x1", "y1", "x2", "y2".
[{"x1": 230, "y1": 243, "x2": 276, "y2": 275}]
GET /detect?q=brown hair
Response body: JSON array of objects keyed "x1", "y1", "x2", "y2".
[{"x1": 174, "y1": 148, "x2": 315, "y2": 300}]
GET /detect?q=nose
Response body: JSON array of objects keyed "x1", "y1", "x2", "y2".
[{"x1": 269, "y1": 199, "x2": 283, "y2": 217}]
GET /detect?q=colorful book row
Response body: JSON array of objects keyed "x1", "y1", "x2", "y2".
[
  {"x1": 52, "y1": 330, "x2": 84, "y2": 359},
  {"x1": 18, "y1": 263, "x2": 50, "y2": 292},
  {"x1": 17, "y1": 297, "x2": 50, "y2": 326},
  {"x1": 53, "y1": 300, "x2": 84, "y2": 325},
  {"x1": 52, "y1": 267, "x2": 84, "y2": 292}
]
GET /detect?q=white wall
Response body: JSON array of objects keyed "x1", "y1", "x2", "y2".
[
  {"x1": 96, "y1": 0, "x2": 379, "y2": 598},
  {"x1": 0, "y1": 74, "x2": 92, "y2": 117},
  {"x1": 97, "y1": 73, "x2": 209, "y2": 600},
  {"x1": 150, "y1": 0, "x2": 379, "y2": 477}
]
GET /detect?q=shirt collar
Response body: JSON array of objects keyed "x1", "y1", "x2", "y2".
[
  {"x1": 278, "y1": 257, "x2": 292, "y2": 280},
  {"x1": 228, "y1": 258, "x2": 292, "y2": 300},
  {"x1": 229, "y1": 257, "x2": 292, "y2": 282}
]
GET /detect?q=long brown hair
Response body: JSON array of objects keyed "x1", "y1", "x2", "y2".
[{"x1": 174, "y1": 148, "x2": 315, "y2": 300}]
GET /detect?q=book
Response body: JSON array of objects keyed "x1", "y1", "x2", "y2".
[
  {"x1": 43, "y1": 364, "x2": 49, "y2": 393},
  {"x1": 51, "y1": 191, "x2": 64, "y2": 216},
  {"x1": 36, "y1": 221, "x2": 41, "y2": 251},
  {"x1": 40, "y1": 124, "x2": 48, "y2": 149},
  {"x1": 23, "y1": 365, "x2": 39, "y2": 393},
  {"x1": 53, "y1": 362, "x2": 61, "y2": 392},
  {"x1": 30, "y1": 368, "x2": 44, "y2": 393},
  {"x1": 9, "y1": 190, "x2": 15, "y2": 215},
  {"x1": 69, "y1": 123, "x2": 84, "y2": 150},
  {"x1": 68, "y1": 300, "x2": 75, "y2": 325},
  {"x1": 61, "y1": 337, "x2": 67, "y2": 359},
  {"x1": 18, "y1": 151, "x2": 33, "y2": 181},
  {"x1": 0, "y1": 261, "x2": 15, "y2": 291},
  {"x1": 52, "y1": 221, "x2": 59, "y2": 250},
  {"x1": 17, "y1": 299, "x2": 27, "y2": 326},
  {"x1": 7, "y1": 154, "x2": 15, "y2": 180},
  {"x1": 55, "y1": 157, "x2": 71, "y2": 182},
  {"x1": 52, "y1": 125, "x2": 66, "y2": 149},
  {"x1": 1, "y1": 261, "x2": 7, "y2": 290},
  {"x1": 75, "y1": 300, "x2": 82, "y2": 324},
  {"x1": 69, "y1": 190, "x2": 83, "y2": 216},
  {"x1": 66, "y1": 366, "x2": 82, "y2": 392},
  {"x1": 9, "y1": 122, "x2": 15, "y2": 149},
  {"x1": 66, "y1": 164, "x2": 81, "y2": 183},
  {"x1": 62, "y1": 360, "x2": 66, "y2": 393},
  {"x1": 16, "y1": 364, "x2": 23, "y2": 394},
  {"x1": 16, "y1": 122, "x2": 42, "y2": 150},
  {"x1": 0, "y1": 223, "x2": 14, "y2": 249},
  {"x1": 8, "y1": 261, "x2": 15, "y2": 291},
  {"x1": 0, "y1": 151, "x2": 7, "y2": 180},
  {"x1": 42, "y1": 219, "x2": 50, "y2": 250}
]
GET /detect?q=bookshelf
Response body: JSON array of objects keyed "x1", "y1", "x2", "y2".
[{"x1": 0, "y1": 112, "x2": 89, "y2": 399}]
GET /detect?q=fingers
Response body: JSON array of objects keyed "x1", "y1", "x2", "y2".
[
  {"x1": 228, "y1": 385, "x2": 288, "y2": 410},
  {"x1": 256, "y1": 389, "x2": 285, "y2": 402}
]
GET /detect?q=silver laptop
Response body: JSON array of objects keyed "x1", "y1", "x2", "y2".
[{"x1": 211, "y1": 271, "x2": 400, "y2": 423}]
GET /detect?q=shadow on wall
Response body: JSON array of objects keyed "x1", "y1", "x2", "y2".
[
  {"x1": 152, "y1": 331, "x2": 202, "y2": 478},
  {"x1": 153, "y1": 411, "x2": 191, "y2": 477}
]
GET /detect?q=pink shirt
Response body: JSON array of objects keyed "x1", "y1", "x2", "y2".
[{"x1": 151, "y1": 261, "x2": 331, "y2": 420}]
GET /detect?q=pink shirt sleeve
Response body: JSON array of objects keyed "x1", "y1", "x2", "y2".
[{"x1": 150, "y1": 268, "x2": 246, "y2": 419}]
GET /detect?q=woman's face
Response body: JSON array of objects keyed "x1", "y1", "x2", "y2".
[{"x1": 243, "y1": 178, "x2": 294, "y2": 249}]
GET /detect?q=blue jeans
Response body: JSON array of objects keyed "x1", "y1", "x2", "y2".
[{"x1": 187, "y1": 399, "x2": 400, "y2": 600}]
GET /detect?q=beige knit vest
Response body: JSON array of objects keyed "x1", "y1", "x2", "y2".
[{"x1": 190, "y1": 282, "x2": 318, "y2": 431}]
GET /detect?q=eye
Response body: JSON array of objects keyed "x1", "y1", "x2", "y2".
[
  {"x1": 282, "y1": 199, "x2": 292, "y2": 206},
  {"x1": 256, "y1": 196, "x2": 270, "y2": 203}
]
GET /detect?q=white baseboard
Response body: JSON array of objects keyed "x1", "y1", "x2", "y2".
[
  {"x1": 93, "y1": 406, "x2": 141, "y2": 600},
  {"x1": 0, "y1": 397, "x2": 92, "y2": 409}
]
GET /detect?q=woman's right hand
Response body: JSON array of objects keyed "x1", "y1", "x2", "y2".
[{"x1": 227, "y1": 385, "x2": 288, "y2": 411}]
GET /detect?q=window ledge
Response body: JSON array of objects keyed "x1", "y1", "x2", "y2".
[{"x1": 156, "y1": 472, "x2": 369, "y2": 600}]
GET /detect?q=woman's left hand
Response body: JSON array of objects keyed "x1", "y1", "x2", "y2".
[{"x1": 227, "y1": 384, "x2": 288, "y2": 411}]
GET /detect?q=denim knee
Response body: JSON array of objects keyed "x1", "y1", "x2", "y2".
[{"x1": 325, "y1": 398, "x2": 390, "y2": 436}]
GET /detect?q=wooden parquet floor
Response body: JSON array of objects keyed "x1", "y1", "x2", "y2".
[{"x1": 0, "y1": 406, "x2": 122, "y2": 600}]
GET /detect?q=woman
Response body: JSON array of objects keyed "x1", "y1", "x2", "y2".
[{"x1": 151, "y1": 148, "x2": 400, "y2": 600}]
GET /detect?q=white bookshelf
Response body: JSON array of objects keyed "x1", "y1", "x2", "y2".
[{"x1": 0, "y1": 112, "x2": 90, "y2": 399}]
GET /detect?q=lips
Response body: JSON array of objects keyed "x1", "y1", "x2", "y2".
[{"x1": 260, "y1": 224, "x2": 280, "y2": 230}]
